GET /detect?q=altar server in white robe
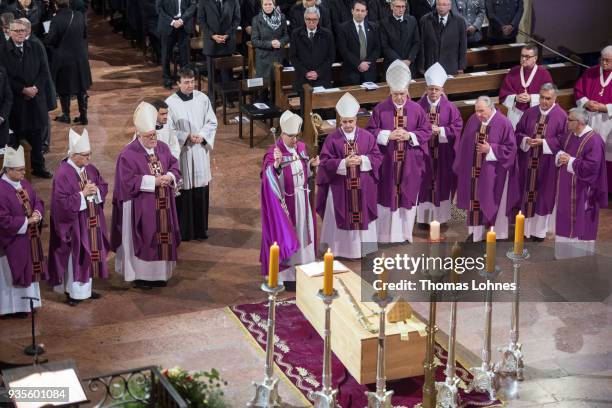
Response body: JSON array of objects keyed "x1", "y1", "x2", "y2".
[
  {"x1": 0, "y1": 145, "x2": 43, "y2": 316},
  {"x1": 316, "y1": 93, "x2": 383, "y2": 258},
  {"x1": 165, "y1": 67, "x2": 218, "y2": 241}
]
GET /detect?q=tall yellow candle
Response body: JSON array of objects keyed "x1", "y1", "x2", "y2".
[
  {"x1": 378, "y1": 266, "x2": 389, "y2": 299},
  {"x1": 486, "y1": 227, "x2": 496, "y2": 273},
  {"x1": 323, "y1": 249, "x2": 334, "y2": 296},
  {"x1": 268, "y1": 242, "x2": 279, "y2": 288},
  {"x1": 514, "y1": 211, "x2": 525, "y2": 255}
]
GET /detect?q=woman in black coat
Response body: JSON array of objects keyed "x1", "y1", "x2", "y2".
[
  {"x1": 10, "y1": 0, "x2": 43, "y2": 36},
  {"x1": 251, "y1": 0, "x2": 289, "y2": 79},
  {"x1": 45, "y1": 0, "x2": 92, "y2": 124},
  {"x1": 288, "y1": 0, "x2": 331, "y2": 31}
]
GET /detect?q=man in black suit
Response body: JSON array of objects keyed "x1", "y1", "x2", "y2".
[
  {"x1": 0, "y1": 66, "x2": 12, "y2": 148},
  {"x1": 408, "y1": 0, "x2": 433, "y2": 22},
  {"x1": 290, "y1": 6, "x2": 335, "y2": 94},
  {"x1": 336, "y1": 0, "x2": 380, "y2": 85},
  {"x1": 380, "y1": 0, "x2": 419, "y2": 72},
  {"x1": 198, "y1": 0, "x2": 240, "y2": 102},
  {"x1": 419, "y1": 0, "x2": 466, "y2": 75},
  {"x1": 156, "y1": 0, "x2": 196, "y2": 89}
]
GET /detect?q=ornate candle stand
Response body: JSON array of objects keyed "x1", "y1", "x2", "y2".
[
  {"x1": 247, "y1": 283, "x2": 285, "y2": 408},
  {"x1": 495, "y1": 249, "x2": 529, "y2": 381},
  {"x1": 365, "y1": 293, "x2": 394, "y2": 408},
  {"x1": 467, "y1": 266, "x2": 501, "y2": 401},
  {"x1": 309, "y1": 289, "x2": 340, "y2": 408},
  {"x1": 435, "y1": 275, "x2": 460, "y2": 408}
]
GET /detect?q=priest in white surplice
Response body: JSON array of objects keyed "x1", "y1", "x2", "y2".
[
  {"x1": 0, "y1": 145, "x2": 43, "y2": 316},
  {"x1": 111, "y1": 102, "x2": 182, "y2": 290},
  {"x1": 165, "y1": 67, "x2": 218, "y2": 241},
  {"x1": 316, "y1": 93, "x2": 383, "y2": 258}
]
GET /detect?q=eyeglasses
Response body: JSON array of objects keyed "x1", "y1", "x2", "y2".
[
  {"x1": 76, "y1": 152, "x2": 92, "y2": 157},
  {"x1": 11, "y1": 29, "x2": 27, "y2": 33},
  {"x1": 567, "y1": 118, "x2": 578, "y2": 122},
  {"x1": 305, "y1": 18, "x2": 319, "y2": 22},
  {"x1": 520, "y1": 54, "x2": 536, "y2": 59},
  {"x1": 392, "y1": 4, "x2": 406, "y2": 8},
  {"x1": 9, "y1": 168, "x2": 26, "y2": 172}
]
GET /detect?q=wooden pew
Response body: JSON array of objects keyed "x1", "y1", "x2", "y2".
[
  {"x1": 465, "y1": 42, "x2": 542, "y2": 67},
  {"x1": 301, "y1": 63, "x2": 579, "y2": 149}
]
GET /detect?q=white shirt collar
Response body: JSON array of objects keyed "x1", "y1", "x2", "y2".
[
  {"x1": 137, "y1": 138, "x2": 155, "y2": 155},
  {"x1": 283, "y1": 141, "x2": 297, "y2": 154},
  {"x1": 353, "y1": 20, "x2": 365, "y2": 30},
  {"x1": 1, "y1": 173, "x2": 22, "y2": 189},
  {"x1": 539, "y1": 103, "x2": 555, "y2": 116},
  {"x1": 427, "y1": 97, "x2": 440, "y2": 107},
  {"x1": 482, "y1": 109, "x2": 497, "y2": 126},
  {"x1": 343, "y1": 129, "x2": 356, "y2": 141},
  {"x1": 67, "y1": 158, "x2": 85, "y2": 174},
  {"x1": 393, "y1": 102, "x2": 404, "y2": 110},
  {"x1": 575, "y1": 125, "x2": 593, "y2": 138},
  {"x1": 308, "y1": 28, "x2": 317, "y2": 35},
  {"x1": 439, "y1": 14, "x2": 448, "y2": 24}
]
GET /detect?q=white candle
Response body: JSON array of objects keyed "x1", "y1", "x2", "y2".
[{"x1": 430, "y1": 220, "x2": 440, "y2": 241}]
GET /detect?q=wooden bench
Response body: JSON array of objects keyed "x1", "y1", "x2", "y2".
[{"x1": 301, "y1": 63, "x2": 579, "y2": 149}]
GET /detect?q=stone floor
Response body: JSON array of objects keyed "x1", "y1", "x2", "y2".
[{"x1": 1, "y1": 13, "x2": 611, "y2": 408}]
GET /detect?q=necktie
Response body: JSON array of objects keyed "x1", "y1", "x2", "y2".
[
  {"x1": 358, "y1": 24, "x2": 366, "y2": 61},
  {"x1": 17, "y1": 46, "x2": 23, "y2": 57},
  {"x1": 309, "y1": 31, "x2": 314, "y2": 40},
  {"x1": 216, "y1": 0, "x2": 222, "y2": 12},
  {"x1": 439, "y1": 17, "x2": 444, "y2": 27},
  {"x1": 396, "y1": 17, "x2": 402, "y2": 22}
]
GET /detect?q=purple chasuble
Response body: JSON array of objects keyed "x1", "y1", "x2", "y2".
[
  {"x1": 366, "y1": 97, "x2": 432, "y2": 210},
  {"x1": 316, "y1": 127, "x2": 382, "y2": 230},
  {"x1": 508, "y1": 104, "x2": 567, "y2": 217},
  {"x1": 260, "y1": 140, "x2": 315, "y2": 275},
  {"x1": 110, "y1": 139, "x2": 182, "y2": 262},
  {"x1": 416, "y1": 95, "x2": 463, "y2": 205},
  {"x1": 454, "y1": 112, "x2": 518, "y2": 226},
  {"x1": 0, "y1": 178, "x2": 46, "y2": 287},
  {"x1": 555, "y1": 129, "x2": 608, "y2": 240},
  {"x1": 499, "y1": 65, "x2": 553, "y2": 112},
  {"x1": 47, "y1": 160, "x2": 111, "y2": 286}
]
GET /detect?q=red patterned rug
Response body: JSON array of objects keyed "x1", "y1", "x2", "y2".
[{"x1": 230, "y1": 298, "x2": 502, "y2": 407}]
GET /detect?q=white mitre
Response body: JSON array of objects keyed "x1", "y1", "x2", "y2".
[
  {"x1": 424, "y1": 62, "x2": 448, "y2": 88},
  {"x1": 3, "y1": 145, "x2": 25, "y2": 168},
  {"x1": 280, "y1": 110, "x2": 303, "y2": 135},
  {"x1": 133, "y1": 101, "x2": 158, "y2": 134},
  {"x1": 336, "y1": 92, "x2": 360, "y2": 118},
  {"x1": 68, "y1": 128, "x2": 91, "y2": 154},
  {"x1": 386, "y1": 59, "x2": 412, "y2": 92}
]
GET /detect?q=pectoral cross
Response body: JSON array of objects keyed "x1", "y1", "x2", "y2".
[{"x1": 600, "y1": 88, "x2": 605, "y2": 97}]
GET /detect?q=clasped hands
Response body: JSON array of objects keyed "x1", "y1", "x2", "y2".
[
  {"x1": 271, "y1": 39, "x2": 281, "y2": 49},
  {"x1": 212, "y1": 34, "x2": 228, "y2": 44},
  {"x1": 346, "y1": 154, "x2": 362, "y2": 167},
  {"x1": 476, "y1": 140, "x2": 491, "y2": 154},
  {"x1": 155, "y1": 174, "x2": 174, "y2": 187},
  {"x1": 82, "y1": 181, "x2": 98, "y2": 197},
  {"x1": 388, "y1": 128, "x2": 410, "y2": 142},
  {"x1": 189, "y1": 133, "x2": 204, "y2": 145},
  {"x1": 358, "y1": 61, "x2": 371, "y2": 73},
  {"x1": 585, "y1": 100, "x2": 608, "y2": 113},
  {"x1": 171, "y1": 18, "x2": 184, "y2": 28},
  {"x1": 516, "y1": 92, "x2": 531, "y2": 104},
  {"x1": 27, "y1": 210, "x2": 42, "y2": 225},
  {"x1": 22, "y1": 86, "x2": 38, "y2": 100},
  {"x1": 557, "y1": 152, "x2": 571, "y2": 166},
  {"x1": 525, "y1": 137, "x2": 543, "y2": 147}
]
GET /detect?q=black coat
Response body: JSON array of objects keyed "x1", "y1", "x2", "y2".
[
  {"x1": 10, "y1": 0, "x2": 44, "y2": 36},
  {"x1": 485, "y1": 0, "x2": 523, "y2": 40},
  {"x1": 336, "y1": 20, "x2": 380, "y2": 85},
  {"x1": 156, "y1": 0, "x2": 196, "y2": 35},
  {"x1": 419, "y1": 11, "x2": 467, "y2": 75},
  {"x1": 0, "y1": 38, "x2": 50, "y2": 132},
  {"x1": 29, "y1": 34, "x2": 57, "y2": 111},
  {"x1": 45, "y1": 7, "x2": 92, "y2": 94},
  {"x1": 289, "y1": 26, "x2": 335, "y2": 92},
  {"x1": 239, "y1": 0, "x2": 259, "y2": 41},
  {"x1": 251, "y1": 12, "x2": 289, "y2": 78},
  {"x1": 408, "y1": 0, "x2": 433, "y2": 22},
  {"x1": 380, "y1": 13, "x2": 420, "y2": 70},
  {"x1": 198, "y1": 0, "x2": 240, "y2": 56},
  {"x1": 329, "y1": 0, "x2": 383, "y2": 33},
  {"x1": 288, "y1": 3, "x2": 331, "y2": 32},
  {"x1": 0, "y1": 66, "x2": 12, "y2": 146}
]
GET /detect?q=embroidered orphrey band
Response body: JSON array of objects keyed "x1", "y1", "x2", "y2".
[
  {"x1": 15, "y1": 188, "x2": 44, "y2": 280},
  {"x1": 148, "y1": 154, "x2": 172, "y2": 260},
  {"x1": 523, "y1": 114, "x2": 548, "y2": 218},
  {"x1": 393, "y1": 107, "x2": 406, "y2": 210},
  {"x1": 344, "y1": 140, "x2": 362, "y2": 230},
  {"x1": 427, "y1": 104, "x2": 440, "y2": 205},
  {"x1": 469, "y1": 123, "x2": 489, "y2": 226},
  {"x1": 79, "y1": 169, "x2": 102, "y2": 277}
]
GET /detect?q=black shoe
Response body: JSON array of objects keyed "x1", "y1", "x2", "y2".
[
  {"x1": 163, "y1": 80, "x2": 173, "y2": 90},
  {"x1": 531, "y1": 236, "x2": 545, "y2": 242},
  {"x1": 133, "y1": 280, "x2": 153, "y2": 290},
  {"x1": 41, "y1": 146, "x2": 50, "y2": 154},
  {"x1": 32, "y1": 168, "x2": 53, "y2": 179},
  {"x1": 73, "y1": 116, "x2": 88, "y2": 125},
  {"x1": 151, "y1": 281, "x2": 167, "y2": 287},
  {"x1": 66, "y1": 297, "x2": 82, "y2": 307},
  {"x1": 417, "y1": 223, "x2": 429, "y2": 230},
  {"x1": 284, "y1": 281, "x2": 296, "y2": 292},
  {"x1": 464, "y1": 233, "x2": 473, "y2": 242},
  {"x1": 90, "y1": 291, "x2": 102, "y2": 300},
  {"x1": 13, "y1": 312, "x2": 29, "y2": 319},
  {"x1": 54, "y1": 114, "x2": 71, "y2": 123}
]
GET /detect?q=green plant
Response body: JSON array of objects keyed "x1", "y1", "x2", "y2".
[{"x1": 162, "y1": 367, "x2": 229, "y2": 408}]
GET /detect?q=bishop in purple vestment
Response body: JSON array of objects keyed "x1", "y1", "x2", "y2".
[
  {"x1": 0, "y1": 145, "x2": 44, "y2": 316},
  {"x1": 415, "y1": 63, "x2": 463, "y2": 225},
  {"x1": 47, "y1": 129, "x2": 110, "y2": 305},
  {"x1": 554, "y1": 107, "x2": 607, "y2": 257},
  {"x1": 317, "y1": 93, "x2": 383, "y2": 259},
  {"x1": 366, "y1": 60, "x2": 431, "y2": 243},
  {"x1": 111, "y1": 102, "x2": 182, "y2": 289},
  {"x1": 499, "y1": 43, "x2": 553, "y2": 129},
  {"x1": 574, "y1": 45, "x2": 612, "y2": 195},
  {"x1": 454, "y1": 96, "x2": 517, "y2": 242},
  {"x1": 260, "y1": 111, "x2": 318, "y2": 283},
  {"x1": 507, "y1": 83, "x2": 566, "y2": 240}
]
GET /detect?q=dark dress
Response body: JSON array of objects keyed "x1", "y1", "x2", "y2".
[{"x1": 251, "y1": 11, "x2": 289, "y2": 78}]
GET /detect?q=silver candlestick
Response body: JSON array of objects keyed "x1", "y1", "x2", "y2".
[
  {"x1": 366, "y1": 293, "x2": 394, "y2": 408},
  {"x1": 468, "y1": 267, "x2": 501, "y2": 401},
  {"x1": 247, "y1": 283, "x2": 285, "y2": 408},
  {"x1": 435, "y1": 273, "x2": 460, "y2": 408},
  {"x1": 495, "y1": 249, "x2": 529, "y2": 381},
  {"x1": 309, "y1": 289, "x2": 340, "y2": 408}
]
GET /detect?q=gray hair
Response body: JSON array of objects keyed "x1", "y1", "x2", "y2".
[
  {"x1": 17, "y1": 17, "x2": 31, "y2": 29},
  {"x1": 303, "y1": 0, "x2": 321, "y2": 6},
  {"x1": 476, "y1": 95, "x2": 494, "y2": 108},
  {"x1": 304, "y1": 6, "x2": 320, "y2": 18},
  {"x1": 602, "y1": 45, "x2": 612, "y2": 57},
  {"x1": 9, "y1": 18, "x2": 27, "y2": 29},
  {"x1": 569, "y1": 107, "x2": 588, "y2": 125},
  {"x1": 540, "y1": 82, "x2": 558, "y2": 94}
]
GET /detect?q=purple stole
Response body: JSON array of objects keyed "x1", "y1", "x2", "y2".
[
  {"x1": 469, "y1": 123, "x2": 489, "y2": 226},
  {"x1": 427, "y1": 104, "x2": 441, "y2": 205},
  {"x1": 556, "y1": 131, "x2": 595, "y2": 238},
  {"x1": 393, "y1": 107, "x2": 407, "y2": 209},
  {"x1": 279, "y1": 151, "x2": 312, "y2": 244},
  {"x1": 344, "y1": 138, "x2": 363, "y2": 230},
  {"x1": 78, "y1": 169, "x2": 103, "y2": 277},
  {"x1": 147, "y1": 153, "x2": 173, "y2": 260},
  {"x1": 523, "y1": 114, "x2": 549, "y2": 218},
  {"x1": 15, "y1": 188, "x2": 44, "y2": 281}
]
